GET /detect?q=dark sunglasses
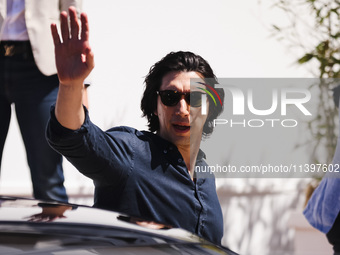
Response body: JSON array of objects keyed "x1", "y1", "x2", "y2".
[{"x1": 157, "y1": 90, "x2": 205, "y2": 107}]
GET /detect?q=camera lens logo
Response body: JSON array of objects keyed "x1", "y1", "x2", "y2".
[{"x1": 196, "y1": 82, "x2": 223, "y2": 115}]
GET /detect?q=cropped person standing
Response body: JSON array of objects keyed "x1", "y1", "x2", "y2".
[
  {"x1": 0, "y1": 0, "x2": 82, "y2": 202},
  {"x1": 304, "y1": 97, "x2": 340, "y2": 255},
  {"x1": 304, "y1": 169, "x2": 340, "y2": 254}
]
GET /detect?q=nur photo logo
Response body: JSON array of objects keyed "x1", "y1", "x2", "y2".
[
  {"x1": 195, "y1": 82, "x2": 223, "y2": 115},
  {"x1": 193, "y1": 78, "x2": 316, "y2": 128}
]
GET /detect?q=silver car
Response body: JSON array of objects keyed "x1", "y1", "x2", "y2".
[{"x1": 0, "y1": 196, "x2": 238, "y2": 255}]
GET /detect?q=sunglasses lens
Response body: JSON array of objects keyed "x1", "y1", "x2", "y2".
[
  {"x1": 159, "y1": 91, "x2": 180, "y2": 106},
  {"x1": 190, "y1": 91, "x2": 202, "y2": 107},
  {"x1": 159, "y1": 90, "x2": 204, "y2": 107}
]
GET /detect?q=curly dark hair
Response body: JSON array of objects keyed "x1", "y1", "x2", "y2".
[{"x1": 141, "y1": 51, "x2": 224, "y2": 136}]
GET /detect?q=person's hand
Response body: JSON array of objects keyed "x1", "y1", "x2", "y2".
[
  {"x1": 51, "y1": 7, "x2": 94, "y2": 87},
  {"x1": 25, "y1": 205, "x2": 72, "y2": 222}
]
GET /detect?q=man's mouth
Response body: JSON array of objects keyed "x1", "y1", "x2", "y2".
[{"x1": 173, "y1": 124, "x2": 190, "y2": 133}]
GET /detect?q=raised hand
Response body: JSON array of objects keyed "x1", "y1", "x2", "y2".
[
  {"x1": 51, "y1": 7, "x2": 94, "y2": 129},
  {"x1": 51, "y1": 7, "x2": 94, "y2": 86}
]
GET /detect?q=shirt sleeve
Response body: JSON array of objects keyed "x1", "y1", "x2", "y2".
[
  {"x1": 303, "y1": 139, "x2": 340, "y2": 233},
  {"x1": 304, "y1": 177, "x2": 340, "y2": 233},
  {"x1": 303, "y1": 97, "x2": 340, "y2": 233},
  {"x1": 46, "y1": 105, "x2": 134, "y2": 187}
]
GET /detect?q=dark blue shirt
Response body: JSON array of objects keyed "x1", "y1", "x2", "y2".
[{"x1": 46, "y1": 107, "x2": 223, "y2": 244}]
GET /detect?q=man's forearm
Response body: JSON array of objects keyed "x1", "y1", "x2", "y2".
[{"x1": 55, "y1": 82, "x2": 85, "y2": 130}]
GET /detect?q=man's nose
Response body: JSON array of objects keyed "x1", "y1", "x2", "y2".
[{"x1": 175, "y1": 97, "x2": 189, "y2": 116}]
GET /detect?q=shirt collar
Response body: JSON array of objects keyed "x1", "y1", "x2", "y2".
[{"x1": 141, "y1": 131, "x2": 206, "y2": 160}]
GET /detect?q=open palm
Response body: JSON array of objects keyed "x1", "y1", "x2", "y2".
[{"x1": 51, "y1": 7, "x2": 94, "y2": 86}]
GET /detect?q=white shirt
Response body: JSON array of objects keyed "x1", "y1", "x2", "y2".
[{"x1": 1, "y1": 0, "x2": 29, "y2": 41}]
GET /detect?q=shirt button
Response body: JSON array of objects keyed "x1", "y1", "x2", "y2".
[
  {"x1": 163, "y1": 149, "x2": 168, "y2": 154},
  {"x1": 178, "y1": 158, "x2": 182, "y2": 163}
]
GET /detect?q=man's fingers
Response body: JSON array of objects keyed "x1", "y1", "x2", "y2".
[
  {"x1": 84, "y1": 47, "x2": 95, "y2": 71},
  {"x1": 80, "y1": 12, "x2": 90, "y2": 41},
  {"x1": 51, "y1": 23, "x2": 61, "y2": 46},
  {"x1": 69, "y1": 7, "x2": 80, "y2": 40},
  {"x1": 60, "y1": 11, "x2": 70, "y2": 43}
]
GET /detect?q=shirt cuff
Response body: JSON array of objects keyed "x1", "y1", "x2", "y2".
[{"x1": 46, "y1": 104, "x2": 89, "y2": 143}]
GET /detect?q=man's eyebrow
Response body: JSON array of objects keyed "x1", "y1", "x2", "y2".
[{"x1": 162, "y1": 85, "x2": 178, "y2": 90}]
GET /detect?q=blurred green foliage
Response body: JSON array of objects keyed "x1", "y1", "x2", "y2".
[{"x1": 272, "y1": 0, "x2": 340, "y2": 164}]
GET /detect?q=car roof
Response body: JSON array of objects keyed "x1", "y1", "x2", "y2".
[
  {"x1": 0, "y1": 196, "x2": 200, "y2": 242},
  {"x1": 0, "y1": 196, "x2": 238, "y2": 254}
]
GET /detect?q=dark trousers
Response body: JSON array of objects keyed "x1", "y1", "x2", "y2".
[
  {"x1": 0, "y1": 45, "x2": 68, "y2": 203},
  {"x1": 327, "y1": 211, "x2": 340, "y2": 255}
]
